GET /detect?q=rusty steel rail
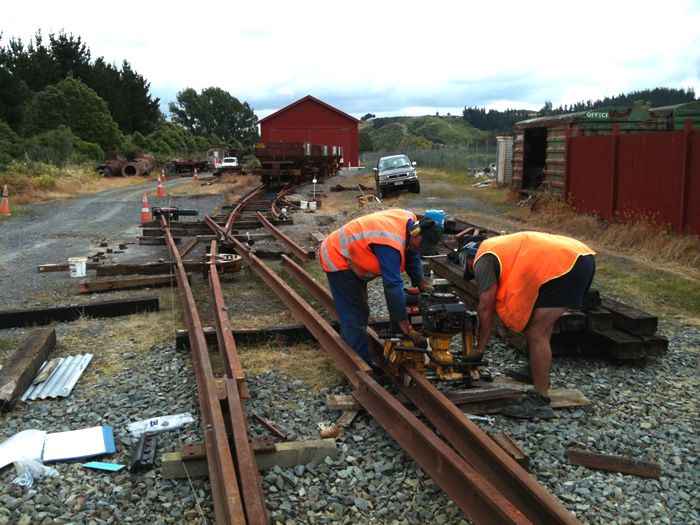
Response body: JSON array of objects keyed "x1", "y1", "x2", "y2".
[
  {"x1": 225, "y1": 185, "x2": 267, "y2": 232},
  {"x1": 203, "y1": 214, "x2": 372, "y2": 388},
  {"x1": 206, "y1": 241, "x2": 267, "y2": 523},
  {"x1": 205, "y1": 195, "x2": 577, "y2": 522},
  {"x1": 159, "y1": 216, "x2": 247, "y2": 524},
  {"x1": 279, "y1": 251, "x2": 581, "y2": 525},
  {"x1": 256, "y1": 211, "x2": 312, "y2": 262},
  {"x1": 205, "y1": 216, "x2": 537, "y2": 523}
]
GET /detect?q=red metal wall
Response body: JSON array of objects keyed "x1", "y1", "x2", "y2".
[
  {"x1": 259, "y1": 97, "x2": 359, "y2": 167},
  {"x1": 567, "y1": 122, "x2": 699, "y2": 235}
]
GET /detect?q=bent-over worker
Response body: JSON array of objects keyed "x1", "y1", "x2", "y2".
[
  {"x1": 320, "y1": 209, "x2": 444, "y2": 366},
  {"x1": 462, "y1": 231, "x2": 596, "y2": 419}
]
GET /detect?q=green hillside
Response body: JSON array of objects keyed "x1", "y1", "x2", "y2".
[{"x1": 360, "y1": 115, "x2": 483, "y2": 152}]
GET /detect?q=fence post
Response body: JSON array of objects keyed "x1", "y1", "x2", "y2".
[
  {"x1": 609, "y1": 125, "x2": 621, "y2": 221},
  {"x1": 678, "y1": 118, "x2": 694, "y2": 234},
  {"x1": 563, "y1": 128, "x2": 572, "y2": 203}
]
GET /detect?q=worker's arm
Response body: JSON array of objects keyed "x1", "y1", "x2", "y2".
[
  {"x1": 372, "y1": 244, "x2": 411, "y2": 334},
  {"x1": 403, "y1": 248, "x2": 425, "y2": 286},
  {"x1": 475, "y1": 284, "x2": 497, "y2": 354}
]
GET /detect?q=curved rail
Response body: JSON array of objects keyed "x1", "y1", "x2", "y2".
[{"x1": 278, "y1": 254, "x2": 581, "y2": 524}]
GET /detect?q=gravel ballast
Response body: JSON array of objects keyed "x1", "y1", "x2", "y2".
[{"x1": 1, "y1": 174, "x2": 698, "y2": 524}]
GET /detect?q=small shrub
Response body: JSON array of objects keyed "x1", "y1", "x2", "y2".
[{"x1": 35, "y1": 174, "x2": 57, "y2": 189}]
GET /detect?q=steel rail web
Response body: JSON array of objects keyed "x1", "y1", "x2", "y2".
[
  {"x1": 353, "y1": 371, "x2": 529, "y2": 525},
  {"x1": 203, "y1": 214, "x2": 371, "y2": 388},
  {"x1": 256, "y1": 211, "x2": 312, "y2": 262},
  {"x1": 225, "y1": 185, "x2": 267, "y2": 232},
  {"x1": 208, "y1": 241, "x2": 248, "y2": 394},
  {"x1": 217, "y1": 239, "x2": 531, "y2": 524},
  {"x1": 207, "y1": 241, "x2": 268, "y2": 524},
  {"x1": 279, "y1": 253, "x2": 581, "y2": 524},
  {"x1": 159, "y1": 217, "x2": 246, "y2": 525}
]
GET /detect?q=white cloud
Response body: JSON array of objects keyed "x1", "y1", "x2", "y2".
[{"x1": 2, "y1": 0, "x2": 698, "y2": 120}]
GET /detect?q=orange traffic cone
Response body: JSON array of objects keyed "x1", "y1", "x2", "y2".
[
  {"x1": 193, "y1": 168, "x2": 198, "y2": 181},
  {"x1": 157, "y1": 175, "x2": 164, "y2": 197},
  {"x1": 0, "y1": 185, "x2": 10, "y2": 216},
  {"x1": 140, "y1": 192, "x2": 151, "y2": 225}
]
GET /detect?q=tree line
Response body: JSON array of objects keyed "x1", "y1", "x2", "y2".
[
  {"x1": 0, "y1": 30, "x2": 259, "y2": 168},
  {"x1": 462, "y1": 87, "x2": 697, "y2": 132}
]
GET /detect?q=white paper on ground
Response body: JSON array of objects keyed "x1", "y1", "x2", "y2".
[
  {"x1": 42, "y1": 426, "x2": 114, "y2": 462},
  {"x1": 0, "y1": 429, "x2": 46, "y2": 469},
  {"x1": 127, "y1": 413, "x2": 195, "y2": 437}
]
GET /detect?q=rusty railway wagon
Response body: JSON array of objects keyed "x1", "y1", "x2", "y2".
[{"x1": 253, "y1": 142, "x2": 343, "y2": 187}]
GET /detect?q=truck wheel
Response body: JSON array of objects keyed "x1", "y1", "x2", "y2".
[
  {"x1": 411, "y1": 181, "x2": 421, "y2": 194},
  {"x1": 380, "y1": 188, "x2": 388, "y2": 199}
]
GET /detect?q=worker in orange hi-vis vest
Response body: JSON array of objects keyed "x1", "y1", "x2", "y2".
[
  {"x1": 320, "y1": 209, "x2": 444, "y2": 371},
  {"x1": 460, "y1": 231, "x2": 596, "y2": 420}
]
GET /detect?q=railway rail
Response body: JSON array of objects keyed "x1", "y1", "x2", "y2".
[{"x1": 152, "y1": 186, "x2": 582, "y2": 524}]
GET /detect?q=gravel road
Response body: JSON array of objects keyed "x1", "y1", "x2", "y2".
[
  {"x1": 0, "y1": 170, "x2": 698, "y2": 525},
  {"x1": 0, "y1": 175, "x2": 225, "y2": 310}
]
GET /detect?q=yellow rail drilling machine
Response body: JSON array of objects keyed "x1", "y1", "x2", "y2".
[{"x1": 383, "y1": 288, "x2": 491, "y2": 383}]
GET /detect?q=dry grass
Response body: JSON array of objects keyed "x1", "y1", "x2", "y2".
[
  {"x1": 3, "y1": 166, "x2": 150, "y2": 206},
  {"x1": 47, "y1": 312, "x2": 175, "y2": 386},
  {"x1": 237, "y1": 339, "x2": 347, "y2": 393},
  {"x1": 525, "y1": 192, "x2": 700, "y2": 271}
]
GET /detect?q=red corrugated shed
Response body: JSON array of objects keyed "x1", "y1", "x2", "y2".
[{"x1": 258, "y1": 95, "x2": 360, "y2": 167}]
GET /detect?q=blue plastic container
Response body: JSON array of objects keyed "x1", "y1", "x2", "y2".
[{"x1": 424, "y1": 209, "x2": 445, "y2": 228}]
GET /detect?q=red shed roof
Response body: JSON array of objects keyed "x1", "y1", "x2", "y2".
[{"x1": 258, "y1": 95, "x2": 360, "y2": 125}]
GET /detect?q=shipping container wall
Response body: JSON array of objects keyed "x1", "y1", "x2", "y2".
[
  {"x1": 567, "y1": 135, "x2": 613, "y2": 215},
  {"x1": 566, "y1": 124, "x2": 699, "y2": 234}
]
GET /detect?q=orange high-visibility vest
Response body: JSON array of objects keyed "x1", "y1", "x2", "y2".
[
  {"x1": 474, "y1": 232, "x2": 595, "y2": 331},
  {"x1": 320, "y1": 209, "x2": 417, "y2": 280}
]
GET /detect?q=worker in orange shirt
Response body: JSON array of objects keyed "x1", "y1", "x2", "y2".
[
  {"x1": 461, "y1": 232, "x2": 596, "y2": 419},
  {"x1": 320, "y1": 209, "x2": 443, "y2": 368}
]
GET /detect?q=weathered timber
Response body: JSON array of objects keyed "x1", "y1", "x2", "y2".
[
  {"x1": 137, "y1": 236, "x2": 181, "y2": 245},
  {"x1": 79, "y1": 273, "x2": 189, "y2": 294},
  {"x1": 641, "y1": 334, "x2": 669, "y2": 356},
  {"x1": 162, "y1": 439, "x2": 338, "y2": 478},
  {"x1": 589, "y1": 329, "x2": 651, "y2": 359},
  {"x1": 600, "y1": 298, "x2": 658, "y2": 336},
  {"x1": 310, "y1": 231, "x2": 326, "y2": 243},
  {"x1": 492, "y1": 379, "x2": 591, "y2": 408},
  {"x1": 175, "y1": 319, "x2": 393, "y2": 349},
  {"x1": 96, "y1": 261, "x2": 201, "y2": 276},
  {"x1": 0, "y1": 296, "x2": 159, "y2": 329},
  {"x1": 553, "y1": 310, "x2": 588, "y2": 333},
  {"x1": 0, "y1": 328, "x2": 56, "y2": 412},
  {"x1": 337, "y1": 410, "x2": 359, "y2": 428},
  {"x1": 567, "y1": 449, "x2": 661, "y2": 478},
  {"x1": 489, "y1": 433, "x2": 531, "y2": 471},
  {"x1": 37, "y1": 262, "x2": 102, "y2": 273},
  {"x1": 142, "y1": 226, "x2": 225, "y2": 237},
  {"x1": 327, "y1": 387, "x2": 525, "y2": 414},
  {"x1": 582, "y1": 289, "x2": 602, "y2": 309},
  {"x1": 584, "y1": 306, "x2": 615, "y2": 331}
]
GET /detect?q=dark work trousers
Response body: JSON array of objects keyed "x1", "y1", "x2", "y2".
[{"x1": 326, "y1": 269, "x2": 371, "y2": 364}]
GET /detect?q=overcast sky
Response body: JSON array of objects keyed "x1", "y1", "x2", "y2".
[{"x1": 3, "y1": 0, "x2": 699, "y2": 121}]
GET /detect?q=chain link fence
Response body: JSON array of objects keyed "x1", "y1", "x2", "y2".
[{"x1": 359, "y1": 144, "x2": 497, "y2": 174}]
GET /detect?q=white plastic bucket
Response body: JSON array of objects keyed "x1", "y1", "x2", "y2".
[
  {"x1": 69, "y1": 257, "x2": 87, "y2": 278},
  {"x1": 309, "y1": 201, "x2": 317, "y2": 210},
  {"x1": 300, "y1": 201, "x2": 308, "y2": 209}
]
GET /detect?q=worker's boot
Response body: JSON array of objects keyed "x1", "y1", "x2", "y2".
[
  {"x1": 501, "y1": 391, "x2": 554, "y2": 419},
  {"x1": 504, "y1": 363, "x2": 533, "y2": 384}
]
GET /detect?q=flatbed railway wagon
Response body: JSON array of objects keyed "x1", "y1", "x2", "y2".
[{"x1": 253, "y1": 142, "x2": 343, "y2": 187}]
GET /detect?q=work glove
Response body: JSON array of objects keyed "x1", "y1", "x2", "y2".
[
  {"x1": 406, "y1": 326, "x2": 428, "y2": 349},
  {"x1": 417, "y1": 280, "x2": 434, "y2": 294}
]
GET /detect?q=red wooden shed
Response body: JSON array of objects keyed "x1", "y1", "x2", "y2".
[{"x1": 258, "y1": 95, "x2": 360, "y2": 168}]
